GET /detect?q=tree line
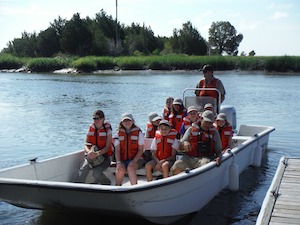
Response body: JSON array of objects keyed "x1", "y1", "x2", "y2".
[{"x1": 1, "y1": 10, "x2": 246, "y2": 58}]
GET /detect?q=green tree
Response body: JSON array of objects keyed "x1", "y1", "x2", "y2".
[
  {"x1": 249, "y1": 50, "x2": 256, "y2": 56},
  {"x1": 169, "y1": 30, "x2": 180, "y2": 54},
  {"x1": 171, "y1": 21, "x2": 207, "y2": 55},
  {"x1": 36, "y1": 27, "x2": 61, "y2": 57},
  {"x1": 240, "y1": 51, "x2": 246, "y2": 56},
  {"x1": 91, "y1": 10, "x2": 124, "y2": 55},
  {"x1": 208, "y1": 21, "x2": 243, "y2": 55},
  {"x1": 94, "y1": 10, "x2": 119, "y2": 42},
  {"x1": 60, "y1": 13, "x2": 93, "y2": 56},
  {"x1": 50, "y1": 16, "x2": 66, "y2": 38},
  {"x1": 123, "y1": 23, "x2": 159, "y2": 55},
  {"x1": 88, "y1": 22, "x2": 110, "y2": 56},
  {"x1": 8, "y1": 32, "x2": 38, "y2": 57}
]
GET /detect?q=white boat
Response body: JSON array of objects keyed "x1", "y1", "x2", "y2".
[{"x1": 0, "y1": 88, "x2": 275, "y2": 224}]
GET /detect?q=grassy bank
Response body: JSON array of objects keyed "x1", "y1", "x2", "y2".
[{"x1": 0, "y1": 54, "x2": 300, "y2": 73}]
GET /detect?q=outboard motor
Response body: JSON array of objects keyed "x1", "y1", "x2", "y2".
[{"x1": 220, "y1": 105, "x2": 237, "y2": 130}]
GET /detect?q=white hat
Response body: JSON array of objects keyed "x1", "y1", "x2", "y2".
[
  {"x1": 204, "y1": 103, "x2": 213, "y2": 109},
  {"x1": 121, "y1": 113, "x2": 133, "y2": 121},
  {"x1": 187, "y1": 105, "x2": 198, "y2": 113},
  {"x1": 202, "y1": 110, "x2": 214, "y2": 122},
  {"x1": 173, "y1": 98, "x2": 183, "y2": 105},
  {"x1": 216, "y1": 113, "x2": 227, "y2": 121},
  {"x1": 148, "y1": 112, "x2": 162, "y2": 122},
  {"x1": 159, "y1": 119, "x2": 171, "y2": 127}
]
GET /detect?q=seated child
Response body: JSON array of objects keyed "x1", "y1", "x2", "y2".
[{"x1": 145, "y1": 120, "x2": 179, "y2": 181}]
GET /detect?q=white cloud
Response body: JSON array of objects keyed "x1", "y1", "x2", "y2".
[
  {"x1": 270, "y1": 12, "x2": 289, "y2": 20},
  {"x1": 268, "y1": 2, "x2": 293, "y2": 9}
]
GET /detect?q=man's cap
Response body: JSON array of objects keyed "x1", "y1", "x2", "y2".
[
  {"x1": 216, "y1": 113, "x2": 227, "y2": 121},
  {"x1": 159, "y1": 119, "x2": 171, "y2": 127},
  {"x1": 202, "y1": 64, "x2": 213, "y2": 72},
  {"x1": 173, "y1": 98, "x2": 183, "y2": 105},
  {"x1": 148, "y1": 112, "x2": 162, "y2": 122},
  {"x1": 93, "y1": 110, "x2": 104, "y2": 118},
  {"x1": 121, "y1": 113, "x2": 133, "y2": 121},
  {"x1": 202, "y1": 110, "x2": 215, "y2": 123},
  {"x1": 187, "y1": 105, "x2": 198, "y2": 113}
]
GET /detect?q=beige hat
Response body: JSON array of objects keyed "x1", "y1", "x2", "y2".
[
  {"x1": 148, "y1": 112, "x2": 162, "y2": 122},
  {"x1": 187, "y1": 105, "x2": 198, "y2": 113},
  {"x1": 202, "y1": 110, "x2": 214, "y2": 122},
  {"x1": 204, "y1": 103, "x2": 213, "y2": 110},
  {"x1": 159, "y1": 119, "x2": 171, "y2": 127},
  {"x1": 216, "y1": 113, "x2": 227, "y2": 121},
  {"x1": 121, "y1": 113, "x2": 133, "y2": 121},
  {"x1": 173, "y1": 98, "x2": 183, "y2": 105}
]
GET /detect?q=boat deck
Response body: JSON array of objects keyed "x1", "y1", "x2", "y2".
[{"x1": 256, "y1": 157, "x2": 300, "y2": 225}]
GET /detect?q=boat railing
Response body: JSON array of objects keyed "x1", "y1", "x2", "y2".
[{"x1": 182, "y1": 88, "x2": 221, "y2": 114}]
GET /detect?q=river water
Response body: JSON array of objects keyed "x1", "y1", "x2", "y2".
[{"x1": 0, "y1": 70, "x2": 299, "y2": 225}]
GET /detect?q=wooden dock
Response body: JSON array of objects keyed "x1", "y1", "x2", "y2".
[{"x1": 256, "y1": 157, "x2": 300, "y2": 225}]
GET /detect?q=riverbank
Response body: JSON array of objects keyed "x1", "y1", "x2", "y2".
[{"x1": 1, "y1": 54, "x2": 300, "y2": 73}]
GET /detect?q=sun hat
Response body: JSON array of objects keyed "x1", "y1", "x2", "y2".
[
  {"x1": 216, "y1": 113, "x2": 227, "y2": 121},
  {"x1": 201, "y1": 110, "x2": 215, "y2": 123},
  {"x1": 148, "y1": 112, "x2": 162, "y2": 122},
  {"x1": 173, "y1": 98, "x2": 183, "y2": 105},
  {"x1": 159, "y1": 119, "x2": 171, "y2": 127},
  {"x1": 121, "y1": 113, "x2": 133, "y2": 121},
  {"x1": 187, "y1": 105, "x2": 198, "y2": 113}
]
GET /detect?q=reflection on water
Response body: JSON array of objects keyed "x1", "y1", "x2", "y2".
[{"x1": 0, "y1": 71, "x2": 300, "y2": 225}]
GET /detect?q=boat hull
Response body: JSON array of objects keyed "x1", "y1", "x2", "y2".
[{"x1": 0, "y1": 125, "x2": 275, "y2": 224}]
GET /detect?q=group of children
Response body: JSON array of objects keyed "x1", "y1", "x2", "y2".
[
  {"x1": 74, "y1": 96, "x2": 233, "y2": 186},
  {"x1": 143, "y1": 97, "x2": 233, "y2": 181}
]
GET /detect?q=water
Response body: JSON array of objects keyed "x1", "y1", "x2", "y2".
[{"x1": 0, "y1": 70, "x2": 299, "y2": 225}]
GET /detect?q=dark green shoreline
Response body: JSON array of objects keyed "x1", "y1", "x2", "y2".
[{"x1": 1, "y1": 54, "x2": 300, "y2": 73}]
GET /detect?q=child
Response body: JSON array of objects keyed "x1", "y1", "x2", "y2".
[
  {"x1": 169, "y1": 98, "x2": 187, "y2": 135},
  {"x1": 179, "y1": 105, "x2": 201, "y2": 137},
  {"x1": 145, "y1": 112, "x2": 162, "y2": 138},
  {"x1": 214, "y1": 112, "x2": 233, "y2": 153},
  {"x1": 114, "y1": 113, "x2": 145, "y2": 186},
  {"x1": 145, "y1": 120, "x2": 179, "y2": 181},
  {"x1": 162, "y1": 97, "x2": 174, "y2": 120}
]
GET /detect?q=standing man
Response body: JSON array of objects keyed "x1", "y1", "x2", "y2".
[{"x1": 195, "y1": 64, "x2": 226, "y2": 111}]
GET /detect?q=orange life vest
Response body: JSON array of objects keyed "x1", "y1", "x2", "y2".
[
  {"x1": 145, "y1": 122, "x2": 157, "y2": 138},
  {"x1": 118, "y1": 126, "x2": 141, "y2": 161},
  {"x1": 162, "y1": 106, "x2": 171, "y2": 120},
  {"x1": 182, "y1": 115, "x2": 201, "y2": 131},
  {"x1": 188, "y1": 123, "x2": 216, "y2": 157},
  {"x1": 86, "y1": 122, "x2": 112, "y2": 156},
  {"x1": 197, "y1": 78, "x2": 220, "y2": 100},
  {"x1": 216, "y1": 123, "x2": 233, "y2": 150},
  {"x1": 169, "y1": 109, "x2": 187, "y2": 132},
  {"x1": 155, "y1": 129, "x2": 178, "y2": 160}
]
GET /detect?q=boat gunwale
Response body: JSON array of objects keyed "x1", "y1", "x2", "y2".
[{"x1": 0, "y1": 125, "x2": 275, "y2": 194}]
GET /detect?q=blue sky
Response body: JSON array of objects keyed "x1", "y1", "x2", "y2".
[{"x1": 0, "y1": 0, "x2": 299, "y2": 56}]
